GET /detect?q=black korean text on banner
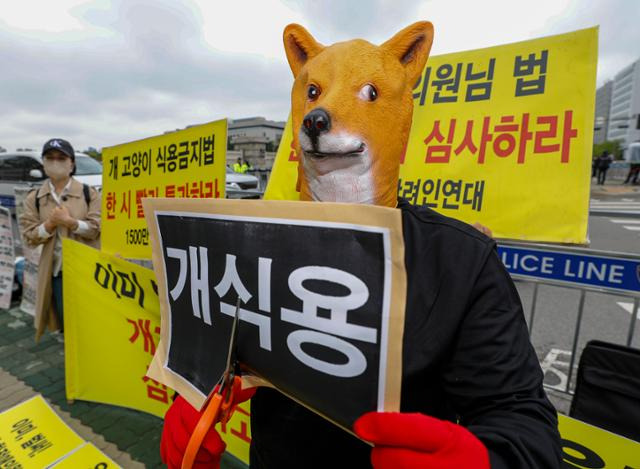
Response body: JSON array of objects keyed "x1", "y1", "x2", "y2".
[
  {"x1": 157, "y1": 213, "x2": 390, "y2": 429},
  {"x1": 101, "y1": 118, "x2": 227, "y2": 259},
  {"x1": 264, "y1": 28, "x2": 598, "y2": 244}
]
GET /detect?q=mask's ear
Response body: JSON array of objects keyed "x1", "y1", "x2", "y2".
[
  {"x1": 283, "y1": 24, "x2": 324, "y2": 78},
  {"x1": 381, "y1": 21, "x2": 434, "y2": 87}
]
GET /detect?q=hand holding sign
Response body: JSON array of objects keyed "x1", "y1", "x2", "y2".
[
  {"x1": 354, "y1": 412, "x2": 489, "y2": 469},
  {"x1": 161, "y1": 395, "x2": 226, "y2": 469}
]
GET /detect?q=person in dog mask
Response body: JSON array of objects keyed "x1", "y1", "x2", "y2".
[
  {"x1": 19, "y1": 138, "x2": 101, "y2": 340},
  {"x1": 161, "y1": 22, "x2": 562, "y2": 469}
]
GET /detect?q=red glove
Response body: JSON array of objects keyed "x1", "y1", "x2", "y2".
[
  {"x1": 354, "y1": 412, "x2": 490, "y2": 469},
  {"x1": 160, "y1": 387, "x2": 256, "y2": 469}
]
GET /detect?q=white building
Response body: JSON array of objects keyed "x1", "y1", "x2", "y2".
[
  {"x1": 606, "y1": 58, "x2": 640, "y2": 151},
  {"x1": 594, "y1": 81, "x2": 612, "y2": 144},
  {"x1": 228, "y1": 117, "x2": 286, "y2": 145}
]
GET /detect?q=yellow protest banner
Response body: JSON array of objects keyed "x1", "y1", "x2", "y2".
[
  {"x1": 265, "y1": 28, "x2": 598, "y2": 244},
  {"x1": 264, "y1": 115, "x2": 299, "y2": 201},
  {"x1": 101, "y1": 119, "x2": 227, "y2": 259},
  {"x1": 62, "y1": 239, "x2": 250, "y2": 464},
  {"x1": 558, "y1": 414, "x2": 640, "y2": 467},
  {"x1": 0, "y1": 395, "x2": 83, "y2": 468},
  {"x1": 64, "y1": 238, "x2": 171, "y2": 418},
  {"x1": 52, "y1": 442, "x2": 119, "y2": 468}
]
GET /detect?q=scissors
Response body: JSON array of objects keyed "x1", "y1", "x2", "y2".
[{"x1": 182, "y1": 298, "x2": 243, "y2": 469}]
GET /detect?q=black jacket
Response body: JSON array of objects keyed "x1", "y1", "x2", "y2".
[
  {"x1": 597, "y1": 154, "x2": 612, "y2": 170},
  {"x1": 250, "y1": 199, "x2": 562, "y2": 468}
]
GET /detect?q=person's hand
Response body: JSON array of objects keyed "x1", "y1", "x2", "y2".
[
  {"x1": 49, "y1": 205, "x2": 78, "y2": 230},
  {"x1": 354, "y1": 412, "x2": 490, "y2": 469},
  {"x1": 43, "y1": 216, "x2": 58, "y2": 234},
  {"x1": 161, "y1": 387, "x2": 256, "y2": 469},
  {"x1": 472, "y1": 222, "x2": 493, "y2": 238},
  {"x1": 161, "y1": 396, "x2": 225, "y2": 469}
]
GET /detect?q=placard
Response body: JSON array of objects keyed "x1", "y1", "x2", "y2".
[
  {"x1": 101, "y1": 119, "x2": 227, "y2": 259},
  {"x1": 145, "y1": 198, "x2": 407, "y2": 432},
  {"x1": 0, "y1": 206, "x2": 15, "y2": 309}
]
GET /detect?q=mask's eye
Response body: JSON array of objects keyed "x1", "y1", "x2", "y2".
[
  {"x1": 308, "y1": 84, "x2": 320, "y2": 101},
  {"x1": 359, "y1": 84, "x2": 378, "y2": 102}
]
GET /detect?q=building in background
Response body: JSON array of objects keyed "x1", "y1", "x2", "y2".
[
  {"x1": 606, "y1": 58, "x2": 640, "y2": 154},
  {"x1": 228, "y1": 117, "x2": 286, "y2": 169},
  {"x1": 228, "y1": 117, "x2": 285, "y2": 147},
  {"x1": 594, "y1": 81, "x2": 612, "y2": 144}
]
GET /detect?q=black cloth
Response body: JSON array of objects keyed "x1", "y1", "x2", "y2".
[
  {"x1": 250, "y1": 199, "x2": 562, "y2": 469},
  {"x1": 570, "y1": 340, "x2": 640, "y2": 442},
  {"x1": 597, "y1": 168, "x2": 608, "y2": 185},
  {"x1": 596, "y1": 154, "x2": 612, "y2": 170}
]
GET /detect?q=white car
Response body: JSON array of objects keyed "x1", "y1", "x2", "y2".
[
  {"x1": 0, "y1": 150, "x2": 103, "y2": 213},
  {"x1": 225, "y1": 166, "x2": 259, "y2": 191}
]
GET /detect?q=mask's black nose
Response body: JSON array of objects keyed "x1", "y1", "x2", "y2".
[{"x1": 302, "y1": 108, "x2": 331, "y2": 141}]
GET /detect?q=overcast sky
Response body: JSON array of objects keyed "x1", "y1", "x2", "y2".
[{"x1": 1, "y1": 0, "x2": 638, "y2": 152}]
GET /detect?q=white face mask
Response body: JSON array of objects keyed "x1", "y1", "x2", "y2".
[{"x1": 43, "y1": 159, "x2": 73, "y2": 181}]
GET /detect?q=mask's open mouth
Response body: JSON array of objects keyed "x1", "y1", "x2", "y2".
[{"x1": 303, "y1": 143, "x2": 366, "y2": 160}]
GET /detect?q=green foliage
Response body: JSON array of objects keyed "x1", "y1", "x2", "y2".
[
  {"x1": 593, "y1": 140, "x2": 624, "y2": 160},
  {"x1": 84, "y1": 147, "x2": 102, "y2": 161}
]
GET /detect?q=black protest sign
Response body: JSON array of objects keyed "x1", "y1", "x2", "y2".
[{"x1": 145, "y1": 199, "x2": 406, "y2": 432}]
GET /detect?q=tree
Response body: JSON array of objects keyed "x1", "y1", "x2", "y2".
[
  {"x1": 0, "y1": 146, "x2": 6, "y2": 153},
  {"x1": 84, "y1": 147, "x2": 102, "y2": 161},
  {"x1": 593, "y1": 140, "x2": 623, "y2": 160}
]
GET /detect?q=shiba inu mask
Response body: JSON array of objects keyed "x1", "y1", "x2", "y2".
[{"x1": 283, "y1": 22, "x2": 434, "y2": 207}]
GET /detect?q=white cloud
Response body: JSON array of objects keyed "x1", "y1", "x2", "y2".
[
  {"x1": 196, "y1": 0, "x2": 304, "y2": 59},
  {"x1": 1, "y1": 0, "x2": 88, "y2": 32},
  {"x1": 0, "y1": 0, "x2": 638, "y2": 151}
]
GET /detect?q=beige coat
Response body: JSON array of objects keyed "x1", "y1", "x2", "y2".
[{"x1": 19, "y1": 178, "x2": 101, "y2": 342}]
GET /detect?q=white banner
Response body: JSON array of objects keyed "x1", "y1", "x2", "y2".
[
  {"x1": 0, "y1": 206, "x2": 15, "y2": 309},
  {"x1": 14, "y1": 187, "x2": 42, "y2": 316}
]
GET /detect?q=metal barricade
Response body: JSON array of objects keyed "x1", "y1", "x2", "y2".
[
  {"x1": 608, "y1": 161, "x2": 631, "y2": 182},
  {"x1": 498, "y1": 242, "x2": 640, "y2": 395}
]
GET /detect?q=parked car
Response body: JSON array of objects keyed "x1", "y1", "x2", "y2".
[
  {"x1": 0, "y1": 150, "x2": 102, "y2": 214},
  {"x1": 225, "y1": 166, "x2": 259, "y2": 191}
]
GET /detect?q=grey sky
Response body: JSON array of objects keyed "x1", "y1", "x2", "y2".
[{"x1": 1, "y1": 0, "x2": 638, "y2": 152}]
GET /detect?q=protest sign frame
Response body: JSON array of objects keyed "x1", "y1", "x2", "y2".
[{"x1": 144, "y1": 198, "x2": 407, "y2": 434}]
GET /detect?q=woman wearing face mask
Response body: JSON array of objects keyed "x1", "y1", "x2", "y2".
[{"x1": 19, "y1": 138, "x2": 101, "y2": 341}]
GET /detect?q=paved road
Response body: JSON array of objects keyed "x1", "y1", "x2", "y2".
[
  {"x1": 589, "y1": 195, "x2": 640, "y2": 252},
  {"x1": 522, "y1": 184, "x2": 640, "y2": 412}
]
